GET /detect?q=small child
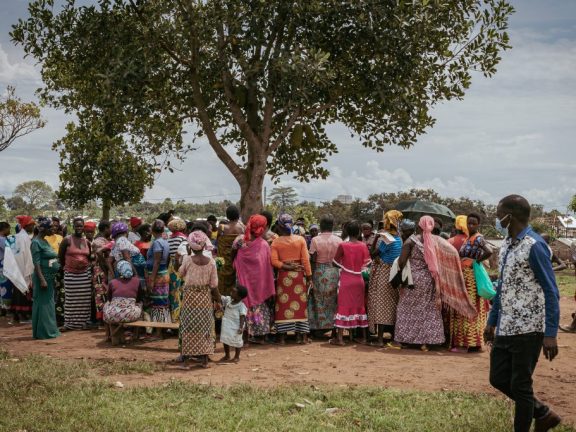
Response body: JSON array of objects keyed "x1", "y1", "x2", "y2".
[{"x1": 219, "y1": 285, "x2": 248, "y2": 363}]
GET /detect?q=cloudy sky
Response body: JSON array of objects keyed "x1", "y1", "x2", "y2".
[{"x1": 0, "y1": 1, "x2": 575, "y2": 211}]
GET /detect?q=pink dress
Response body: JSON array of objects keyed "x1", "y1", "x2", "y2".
[{"x1": 334, "y1": 242, "x2": 371, "y2": 329}]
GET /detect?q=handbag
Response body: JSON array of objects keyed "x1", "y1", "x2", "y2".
[{"x1": 473, "y1": 261, "x2": 496, "y2": 300}]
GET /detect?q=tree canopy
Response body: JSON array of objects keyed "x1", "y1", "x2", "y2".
[
  {"x1": 268, "y1": 186, "x2": 298, "y2": 211},
  {"x1": 0, "y1": 86, "x2": 45, "y2": 152},
  {"x1": 13, "y1": 180, "x2": 54, "y2": 213},
  {"x1": 13, "y1": 0, "x2": 513, "y2": 219}
]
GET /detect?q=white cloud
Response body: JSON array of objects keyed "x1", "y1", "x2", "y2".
[{"x1": 0, "y1": 43, "x2": 39, "y2": 83}]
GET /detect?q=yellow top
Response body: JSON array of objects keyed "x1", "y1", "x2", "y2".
[{"x1": 45, "y1": 234, "x2": 63, "y2": 253}]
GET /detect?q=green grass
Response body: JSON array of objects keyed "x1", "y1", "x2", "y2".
[
  {"x1": 556, "y1": 269, "x2": 576, "y2": 298},
  {"x1": 0, "y1": 355, "x2": 574, "y2": 432}
]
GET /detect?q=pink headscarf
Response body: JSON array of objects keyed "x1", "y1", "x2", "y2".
[
  {"x1": 419, "y1": 216, "x2": 439, "y2": 282},
  {"x1": 187, "y1": 230, "x2": 214, "y2": 251},
  {"x1": 244, "y1": 214, "x2": 268, "y2": 243}
]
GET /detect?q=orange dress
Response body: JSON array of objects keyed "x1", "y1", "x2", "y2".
[{"x1": 270, "y1": 235, "x2": 312, "y2": 333}]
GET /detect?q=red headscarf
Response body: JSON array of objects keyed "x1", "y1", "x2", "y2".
[
  {"x1": 16, "y1": 215, "x2": 34, "y2": 228},
  {"x1": 419, "y1": 215, "x2": 439, "y2": 282},
  {"x1": 129, "y1": 217, "x2": 143, "y2": 229},
  {"x1": 244, "y1": 214, "x2": 268, "y2": 243},
  {"x1": 84, "y1": 221, "x2": 97, "y2": 232}
]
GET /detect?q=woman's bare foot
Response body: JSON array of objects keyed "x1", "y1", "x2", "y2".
[
  {"x1": 218, "y1": 356, "x2": 232, "y2": 363},
  {"x1": 353, "y1": 338, "x2": 368, "y2": 345},
  {"x1": 232, "y1": 357, "x2": 240, "y2": 363},
  {"x1": 329, "y1": 338, "x2": 345, "y2": 346}
]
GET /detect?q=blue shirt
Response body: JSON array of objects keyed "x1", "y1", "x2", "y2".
[
  {"x1": 146, "y1": 238, "x2": 170, "y2": 270},
  {"x1": 487, "y1": 226, "x2": 560, "y2": 338},
  {"x1": 376, "y1": 235, "x2": 402, "y2": 264}
]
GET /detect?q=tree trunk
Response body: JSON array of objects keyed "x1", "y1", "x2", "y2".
[
  {"x1": 101, "y1": 198, "x2": 111, "y2": 221},
  {"x1": 238, "y1": 164, "x2": 265, "y2": 222}
]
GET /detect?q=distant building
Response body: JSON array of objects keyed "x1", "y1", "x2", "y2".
[
  {"x1": 556, "y1": 215, "x2": 576, "y2": 238},
  {"x1": 335, "y1": 194, "x2": 354, "y2": 204}
]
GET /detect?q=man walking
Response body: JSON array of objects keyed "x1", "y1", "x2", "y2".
[{"x1": 484, "y1": 194, "x2": 561, "y2": 432}]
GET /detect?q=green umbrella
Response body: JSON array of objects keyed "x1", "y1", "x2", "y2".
[{"x1": 394, "y1": 200, "x2": 456, "y2": 224}]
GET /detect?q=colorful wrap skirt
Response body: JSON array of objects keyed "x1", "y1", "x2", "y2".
[
  {"x1": 180, "y1": 284, "x2": 215, "y2": 356},
  {"x1": 103, "y1": 297, "x2": 142, "y2": 324},
  {"x1": 146, "y1": 267, "x2": 170, "y2": 323},
  {"x1": 307, "y1": 263, "x2": 339, "y2": 330},
  {"x1": 449, "y1": 266, "x2": 489, "y2": 348},
  {"x1": 274, "y1": 269, "x2": 309, "y2": 334}
]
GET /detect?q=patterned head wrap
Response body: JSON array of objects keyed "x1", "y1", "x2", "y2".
[
  {"x1": 383, "y1": 210, "x2": 403, "y2": 235},
  {"x1": 37, "y1": 216, "x2": 53, "y2": 230},
  {"x1": 83, "y1": 221, "x2": 97, "y2": 232},
  {"x1": 419, "y1": 216, "x2": 439, "y2": 282},
  {"x1": 187, "y1": 230, "x2": 213, "y2": 251},
  {"x1": 111, "y1": 222, "x2": 129, "y2": 239},
  {"x1": 92, "y1": 237, "x2": 114, "y2": 254},
  {"x1": 244, "y1": 214, "x2": 268, "y2": 242},
  {"x1": 116, "y1": 260, "x2": 134, "y2": 279},
  {"x1": 168, "y1": 218, "x2": 187, "y2": 233},
  {"x1": 277, "y1": 214, "x2": 293, "y2": 234},
  {"x1": 454, "y1": 215, "x2": 469, "y2": 236},
  {"x1": 16, "y1": 215, "x2": 35, "y2": 228}
]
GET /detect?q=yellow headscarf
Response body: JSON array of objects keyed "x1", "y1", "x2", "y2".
[
  {"x1": 454, "y1": 215, "x2": 469, "y2": 236},
  {"x1": 382, "y1": 210, "x2": 403, "y2": 235}
]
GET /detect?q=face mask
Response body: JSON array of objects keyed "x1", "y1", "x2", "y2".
[{"x1": 495, "y1": 214, "x2": 511, "y2": 238}]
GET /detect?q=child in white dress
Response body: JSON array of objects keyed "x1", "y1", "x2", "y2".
[{"x1": 219, "y1": 285, "x2": 248, "y2": 363}]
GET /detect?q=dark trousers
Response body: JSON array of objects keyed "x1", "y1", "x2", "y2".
[{"x1": 489, "y1": 332, "x2": 549, "y2": 432}]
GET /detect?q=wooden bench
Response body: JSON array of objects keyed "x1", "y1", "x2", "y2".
[{"x1": 107, "y1": 320, "x2": 179, "y2": 346}]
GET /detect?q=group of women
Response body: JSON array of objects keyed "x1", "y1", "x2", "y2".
[{"x1": 1, "y1": 204, "x2": 494, "y2": 359}]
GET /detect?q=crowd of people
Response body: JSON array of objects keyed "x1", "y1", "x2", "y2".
[{"x1": 0, "y1": 194, "x2": 571, "y2": 431}]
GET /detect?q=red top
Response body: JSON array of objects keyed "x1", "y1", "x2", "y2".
[
  {"x1": 64, "y1": 236, "x2": 91, "y2": 273},
  {"x1": 108, "y1": 277, "x2": 140, "y2": 299}
]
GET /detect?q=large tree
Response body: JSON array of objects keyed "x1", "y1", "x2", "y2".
[
  {"x1": 12, "y1": 1, "x2": 187, "y2": 220},
  {"x1": 268, "y1": 186, "x2": 298, "y2": 211},
  {"x1": 13, "y1": 180, "x2": 54, "y2": 213},
  {"x1": 0, "y1": 86, "x2": 45, "y2": 153},
  {"x1": 13, "y1": 0, "x2": 513, "y2": 219}
]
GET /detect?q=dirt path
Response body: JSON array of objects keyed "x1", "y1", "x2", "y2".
[{"x1": 2, "y1": 296, "x2": 575, "y2": 425}]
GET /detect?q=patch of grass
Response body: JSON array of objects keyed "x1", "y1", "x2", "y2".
[
  {"x1": 1, "y1": 356, "x2": 574, "y2": 432},
  {"x1": 87, "y1": 358, "x2": 165, "y2": 376},
  {"x1": 0, "y1": 349, "x2": 9, "y2": 360},
  {"x1": 556, "y1": 270, "x2": 576, "y2": 298}
]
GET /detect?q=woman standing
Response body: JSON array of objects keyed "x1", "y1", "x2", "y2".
[
  {"x1": 217, "y1": 205, "x2": 244, "y2": 296},
  {"x1": 450, "y1": 212, "x2": 492, "y2": 352},
  {"x1": 367, "y1": 210, "x2": 403, "y2": 346},
  {"x1": 270, "y1": 214, "x2": 312, "y2": 345},
  {"x1": 233, "y1": 214, "x2": 276, "y2": 344},
  {"x1": 394, "y1": 216, "x2": 475, "y2": 351},
  {"x1": 307, "y1": 214, "x2": 342, "y2": 337},
  {"x1": 31, "y1": 217, "x2": 60, "y2": 339},
  {"x1": 146, "y1": 220, "x2": 171, "y2": 323},
  {"x1": 58, "y1": 217, "x2": 92, "y2": 331},
  {"x1": 167, "y1": 218, "x2": 187, "y2": 323},
  {"x1": 448, "y1": 215, "x2": 469, "y2": 251},
  {"x1": 92, "y1": 238, "x2": 114, "y2": 322},
  {"x1": 134, "y1": 224, "x2": 152, "y2": 257},
  {"x1": 178, "y1": 230, "x2": 221, "y2": 368},
  {"x1": 394, "y1": 216, "x2": 445, "y2": 350},
  {"x1": 331, "y1": 221, "x2": 371, "y2": 345}
]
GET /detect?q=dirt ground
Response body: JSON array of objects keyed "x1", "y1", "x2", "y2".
[{"x1": 2, "y1": 296, "x2": 575, "y2": 425}]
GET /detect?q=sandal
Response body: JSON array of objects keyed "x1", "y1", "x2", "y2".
[
  {"x1": 386, "y1": 342, "x2": 402, "y2": 350},
  {"x1": 328, "y1": 338, "x2": 345, "y2": 346},
  {"x1": 559, "y1": 326, "x2": 576, "y2": 333},
  {"x1": 420, "y1": 344, "x2": 430, "y2": 352}
]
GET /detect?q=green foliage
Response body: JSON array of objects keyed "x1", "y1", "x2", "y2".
[
  {"x1": 570, "y1": 195, "x2": 576, "y2": 213},
  {"x1": 269, "y1": 186, "x2": 299, "y2": 211},
  {"x1": 54, "y1": 113, "x2": 153, "y2": 215},
  {"x1": 11, "y1": 0, "x2": 189, "y2": 216},
  {"x1": 0, "y1": 86, "x2": 45, "y2": 152},
  {"x1": 13, "y1": 180, "x2": 54, "y2": 212},
  {"x1": 12, "y1": 0, "x2": 514, "y2": 217}
]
